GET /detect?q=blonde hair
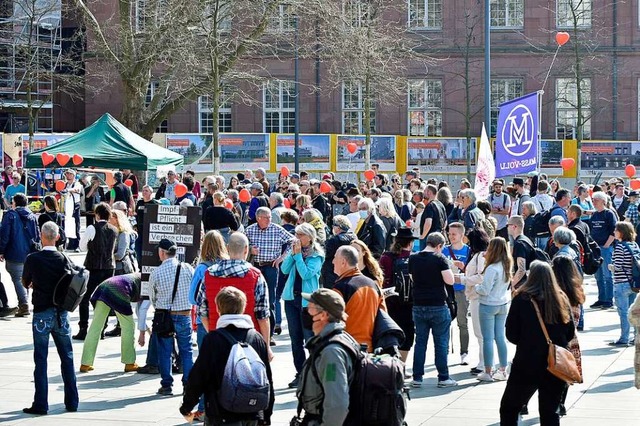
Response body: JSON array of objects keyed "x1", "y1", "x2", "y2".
[
  {"x1": 483, "y1": 237, "x2": 513, "y2": 283},
  {"x1": 111, "y1": 210, "x2": 133, "y2": 234},
  {"x1": 200, "y1": 230, "x2": 229, "y2": 263},
  {"x1": 350, "y1": 239, "x2": 384, "y2": 287}
]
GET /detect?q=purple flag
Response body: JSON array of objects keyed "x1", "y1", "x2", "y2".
[{"x1": 495, "y1": 92, "x2": 539, "y2": 178}]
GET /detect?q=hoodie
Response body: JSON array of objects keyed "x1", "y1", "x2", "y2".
[{"x1": 0, "y1": 207, "x2": 40, "y2": 262}]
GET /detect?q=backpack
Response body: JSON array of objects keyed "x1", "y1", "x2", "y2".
[
  {"x1": 621, "y1": 242, "x2": 640, "y2": 293},
  {"x1": 52, "y1": 254, "x2": 90, "y2": 312},
  {"x1": 531, "y1": 210, "x2": 553, "y2": 237},
  {"x1": 572, "y1": 227, "x2": 603, "y2": 275},
  {"x1": 391, "y1": 254, "x2": 413, "y2": 304},
  {"x1": 520, "y1": 236, "x2": 551, "y2": 266},
  {"x1": 302, "y1": 330, "x2": 409, "y2": 426},
  {"x1": 217, "y1": 328, "x2": 270, "y2": 414}
]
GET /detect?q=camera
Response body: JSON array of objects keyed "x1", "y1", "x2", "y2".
[{"x1": 289, "y1": 416, "x2": 303, "y2": 426}]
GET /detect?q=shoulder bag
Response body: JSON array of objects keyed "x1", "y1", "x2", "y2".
[
  {"x1": 531, "y1": 299, "x2": 582, "y2": 385},
  {"x1": 152, "y1": 263, "x2": 182, "y2": 338}
]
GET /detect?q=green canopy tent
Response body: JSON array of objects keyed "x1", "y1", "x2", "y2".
[{"x1": 25, "y1": 113, "x2": 183, "y2": 170}]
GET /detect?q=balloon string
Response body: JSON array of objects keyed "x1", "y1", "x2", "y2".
[{"x1": 541, "y1": 45, "x2": 561, "y2": 94}]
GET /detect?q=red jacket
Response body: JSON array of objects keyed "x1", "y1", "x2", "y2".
[{"x1": 204, "y1": 267, "x2": 261, "y2": 330}]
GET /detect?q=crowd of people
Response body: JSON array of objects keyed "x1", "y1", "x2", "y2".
[{"x1": 3, "y1": 163, "x2": 640, "y2": 425}]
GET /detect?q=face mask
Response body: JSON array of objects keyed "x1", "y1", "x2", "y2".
[
  {"x1": 301, "y1": 308, "x2": 318, "y2": 330},
  {"x1": 359, "y1": 210, "x2": 369, "y2": 219}
]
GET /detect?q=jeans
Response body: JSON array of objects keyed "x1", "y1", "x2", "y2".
[
  {"x1": 479, "y1": 303, "x2": 509, "y2": 370},
  {"x1": 412, "y1": 305, "x2": 451, "y2": 381},
  {"x1": 258, "y1": 265, "x2": 278, "y2": 335},
  {"x1": 285, "y1": 297, "x2": 314, "y2": 373},
  {"x1": 32, "y1": 308, "x2": 78, "y2": 411},
  {"x1": 595, "y1": 246, "x2": 613, "y2": 304},
  {"x1": 454, "y1": 290, "x2": 469, "y2": 354},
  {"x1": 6, "y1": 260, "x2": 27, "y2": 305},
  {"x1": 577, "y1": 304, "x2": 584, "y2": 329},
  {"x1": 614, "y1": 282, "x2": 637, "y2": 343},
  {"x1": 468, "y1": 299, "x2": 484, "y2": 368},
  {"x1": 146, "y1": 331, "x2": 159, "y2": 367},
  {"x1": 196, "y1": 322, "x2": 208, "y2": 412},
  {"x1": 157, "y1": 314, "x2": 193, "y2": 389},
  {"x1": 275, "y1": 269, "x2": 287, "y2": 325},
  {"x1": 0, "y1": 279, "x2": 9, "y2": 307}
]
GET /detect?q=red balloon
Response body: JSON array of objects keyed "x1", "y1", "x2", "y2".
[
  {"x1": 55, "y1": 180, "x2": 65, "y2": 192},
  {"x1": 626, "y1": 164, "x2": 636, "y2": 178},
  {"x1": 280, "y1": 166, "x2": 290, "y2": 177},
  {"x1": 364, "y1": 169, "x2": 375, "y2": 181},
  {"x1": 556, "y1": 32, "x2": 570, "y2": 47},
  {"x1": 41, "y1": 152, "x2": 54, "y2": 166},
  {"x1": 347, "y1": 142, "x2": 358, "y2": 154},
  {"x1": 560, "y1": 158, "x2": 575, "y2": 171},
  {"x1": 631, "y1": 180, "x2": 640, "y2": 190},
  {"x1": 72, "y1": 154, "x2": 83, "y2": 166},
  {"x1": 224, "y1": 198, "x2": 234, "y2": 210},
  {"x1": 124, "y1": 179, "x2": 133, "y2": 187},
  {"x1": 283, "y1": 198, "x2": 291, "y2": 209},
  {"x1": 239, "y1": 188, "x2": 251, "y2": 203},
  {"x1": 175, "y1": 183, "x2": 188, "y2": 198},
  {"x1": 319, "y1": 181, "x2": 331, "y2": 193},
  {"x1": 56, "y1": 153, "x2": 70, "y2": 166}
]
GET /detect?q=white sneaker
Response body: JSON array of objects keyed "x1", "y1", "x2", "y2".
[
  {"x1": 492, "y1": 370, "x2": 508, "y2": 381},
  {"x1": 410, "y1": 380, "x2": 423, "y2": 388},
  {"x1": 437, "y1": 378, "x2": 458, "y2": 388},
  {"x1": 477, "y1": 372, "x2": 494, "y2": 382},
  {"x1": 460, "y1": 353, "x2": 469, "y2": 365}
]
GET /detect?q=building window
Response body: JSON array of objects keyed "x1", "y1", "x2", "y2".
[
  {"x1": 490, "y1": 0, "x2": 524, "y2": 28},
  {"x1": 557, "y1": 0, "x2": 591, "y2": 28},
  {"x1": 264, "y1": 80, "x2": 295, "y2": 133},
  {"x1": 146, "y1": 81, "x2": 168, "y2": 133},
  {"x1": 344, "y1": 0, "x2": 372, "y2": 27},
  {"x1": 267, "y1": 3, "x2": 295, "y2": 32},
  {"x1": 408, "y1": 79, "x2": 442, "y2": 137},
  {"x1": 408, "y1": 0, "x2": 442, "y2": 29},
  {"x1": 490, "y1": 78, "x2": 523, "y2": 137},
  {"x1": 342, "y1": 80, "x2": 376, "y2": 134},
  {"x1": 556, "y1": 77, "x2": 591, "y2": 140},
  {"x1": 198, "y1": 93, "x2": 232, "y2": 134}
]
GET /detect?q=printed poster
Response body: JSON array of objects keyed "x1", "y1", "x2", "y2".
[
  {"x1": 276, "y1": 134, "x2": 330, "y2": 170},
  {"x1": 581, "y1": 141, "x2": 640, "y2": 177},
  {"x1": 407, "y1": 137, "x2": 476, "y2": 173},
  {"x1": 336, "y1": 135, "x2": 396, "y2": 171}
]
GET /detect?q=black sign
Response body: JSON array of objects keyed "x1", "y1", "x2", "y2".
[{"x1": 141, "y1": 204, "x2": 202, "y2": 297}]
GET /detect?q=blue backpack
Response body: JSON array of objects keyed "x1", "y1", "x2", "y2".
[{"x1": 621, "y1": 242, "x2": 640, "y2": 293}]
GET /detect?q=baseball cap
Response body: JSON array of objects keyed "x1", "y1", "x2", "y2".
[
  {"x1": 322, "y1": 173, "x2": 332, "y2": 180},
  {"x1": 302, "y1": 288, "x2": 348, "y2": 322},
  {"x1": 157, "y1": 238, "x2": 177, "y2": 253},
  {"x1": 291, "y1": 173, "x2": 300, "y2": 179}
]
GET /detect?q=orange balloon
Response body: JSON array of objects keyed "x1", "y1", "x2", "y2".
[
  {"x1": 556, "y1": 32, "x2": 570, "y2": 47},
  {"x1": 72, "y1": 154, "x2": 83, "y2": 166},
  {"x1": 239, "y1": 188, "x2": 251, "y2": 203},
  {"x1": 124, "y1": 179, "x2": 133, "y2": 187},
  {"x1": 41, "y1": 152, "x2": 54, "y2": 166},
  {"x1": 55, "y1": 180, "x2": 65, "y2": 192},
  {"x1": 224, "y1": 198, "x2": 234, "y2": 210},
  {"x1": 174, "y1": 183, "x2": 188, "y2": 198},
  {"x1": 320, "y1": 181, "x2": 331, "y2": 193},
  {"x1": 560, "y1": 158, "x2": 575, "y2": 171},
  {"x1": 284, "y1": 198, "x2": 291, "y2": 208},
  {"x1": 364, "y1": 169, "x2": 376, "y2": 181},
  {"x1": 347, "y1": 142, "x2": 358, "y2": 154},
  {"x1": 280, "y1": 166, "x2": 290, "y2": 177},
  {"x1": 56, "y1": 153, "x2": 70, "y2": 166},
  {"x1": 631, "y1": 179, "x2": 640, "y2": 190},
  {"x1": 625, "y1": 164, "x2": 636, "y2": 178}
]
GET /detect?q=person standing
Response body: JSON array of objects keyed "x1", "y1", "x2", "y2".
[
  {"x1": 122, "y1": 169, "x2": 139, "y2": 200},
  {"x1": 4, "y1": 172, "x2": 25, "y2": 206},
  {"x1": 355, "y1": 197, "x2": 387, "y2": 259},
  {"x1": 74, "y1": 202, "x2": 117, "y2": 340},
  {"x1": 321, "y1": 215, "x2": 356, "y2": 288},
  {"x1": 38, "y1": 195, "x2": 66, "y2": 250},
  {"x1": 134, "y1": 185, "x2": 159, "y2": 260},
  {"x1": 459, "y1": 189, "x2": 486, "y2": 234},
  {"x1": 510, "y1": 177, "x2": 531, "y2": 217},
  {"x1": 489, "y1": 180, "x2": 510, "y2": 240},
  {"x1": 247, "y1": 183, "x2": 269, "y2": 225},
  {"x1": 508, "y1": 216, "x2": 534, "y2": 290},
  {"x1": 408, "y1": 232, "x2": 457, "y2": 388},
  {"x1": 155, "y1": 170, "x2": 178, "y2": 204},
  {"x1": 149, "y1": 238, "x2": 195, "y2": 396},
  {"x1": 21, "y1": 221, "x2": 78, "y2": 415},
  {"x1": 109, "y1": 171, "x2": 135, "y2": 214},
  {"x1": 590, "y1": 191, "x2": 617, "y2": 309},
  {"x1": 0, "y1": 192, "x2": 40, "y2": 317},
  {"x1": 84, "y1": 175, "x2": 105, "y2": 229},
  {"x1": 419, "y1": 184, "x2": 447, "y2": 251},
  {"x1": 62, "y1": 169, "x2": 83, "y2": 251},
  {"x1": 610, "y1": 222, "x2": 638, "y2": 346}
]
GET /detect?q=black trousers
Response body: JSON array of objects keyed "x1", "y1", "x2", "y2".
[
  {"x1": 499, "y1": 371, "x2": 565, "y2": 426},
  {"x1": 78, "y1": 269, "x2": 115, "y2": 329},
  {"x1": 0, "y1": 281, "x2": 8, "y2": 308}
]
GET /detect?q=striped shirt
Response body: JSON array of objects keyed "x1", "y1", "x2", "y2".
[
  {"x1": 149, "y1": 257, "x2": 194, "y2": 311},
  {"x1": 613, "y1": 242, "x2": 636, "y2": 284}
]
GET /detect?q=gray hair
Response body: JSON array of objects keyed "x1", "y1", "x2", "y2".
[
  {"x1": 460, "y1": 188, "x2": 477, "y2": 203},
  {"x1": 592, "y1": 192, "x2": 608, "y2": 203},
  {"x1": 179, "y1": 199, "x2": 194, "y2": 207},
  {"x1": 227, "y1": 233, "x2": 249, "y2": 257},
  {"x1": 426, "y1": 232, "x2": 446, "y2": 248},
  {"x1": 256, "y1": 206, "x2": 271, "y2": 218},
  {"x1": 553, "y1": 226, "x2": 575, "y2": 246},
  {"x1": 270, "y1": 192, "x2": 284, "y2": 204},
  {"x1": 376, "y1": 197, "x2": 398, "y2": 219},
  {"x1": 332, "y1": 215, "x2": 352, "y2": 231},
  {"x1": 112, "y1": 201, "x2": 128, "y2": 212},
  {"x1": 402, "y1": 189, "x2": 412, "y2": 202},
  {"x1": 294, "y1": 222, "x2": 324, "y2": 256},
  {"x1": 41, "y1": 221, "x2": 59, "y2": 241},
  {"x1": 437, "y1": 187, "x2": 453, "y2": 205},
  {"x1": 216, "y1": 175, "x2": 226, "y2": 186},
  {"x1": 521, "y1": 201, "x2": 537, "y2": 215},
  {"x1": 227, "y1": 189, "x2": 239, "y2": 202},
  {"x1": 336, "y1": 245, "x2": 359, "y2": 267},
  {"x1": 548, "y1": 215, "x2": 566, "y2": 227},
  {"x1": 302, "y1": 208, "x2": 322, "y2": 223},
  {"x1": 358, "y1": 197, "x2": 376, "y2": 214}
]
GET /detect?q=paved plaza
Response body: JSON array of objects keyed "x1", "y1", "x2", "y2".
[{"x1": 1, "y1": 257, "x2": 638, "y2": 425}]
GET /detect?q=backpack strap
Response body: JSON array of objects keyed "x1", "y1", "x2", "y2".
[{"x1": 216, "y1": 327, "x2": 244, "y2": 346}]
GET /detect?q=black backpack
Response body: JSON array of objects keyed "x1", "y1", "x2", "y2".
[
  {"x1": 391, "y1": 254, "x2": 413, "y2": 304},
  {"x1": 519, "y1": 236, "x2": 551, "y2": 266},
  {"x1": 52, "y1": 254, "x2": 90, "y2": 312},
  {"x1": 298, "y1": 330, "x2": 409, "y2": 426},
  {"x1": 531, "y1": 210, "x2": 553, "y2": 237},
  {"x1": 572, "y1": 227, "x2": 603, "y2": 274}
]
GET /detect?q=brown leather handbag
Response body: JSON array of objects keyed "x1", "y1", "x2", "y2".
[{"x1": 531, "y1": 299, "x2": 582, "y2": 385}]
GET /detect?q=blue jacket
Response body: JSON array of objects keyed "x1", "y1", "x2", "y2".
[
  {"x1": 0, "y1": 207, "x2": 40, "y2": 262},
  {"x1": 281, "y1": 250, "x2": 324, "y2": 307}
]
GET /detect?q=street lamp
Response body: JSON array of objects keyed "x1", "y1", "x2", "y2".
[{"x1": 294, "y1": 14, "x2": 300, "y2": 174}]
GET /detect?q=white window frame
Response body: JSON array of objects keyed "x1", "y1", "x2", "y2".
[
  {"x1": 342, "y1": 80, "x2": 376, "y2": 134},
  {"x1": 198, "y1": 94, "x2": 232, "y2": 134},
  {"x1": 267, "y1": 3, "x2": 295, "y2": 32},
  {"x1": 263, "y1": 80, "x2": 295, "y2": 134},
  {"x1": 343, "y1": 0, "x2": 371, "y2": 27},
  {"x1": 490, "y1": 78, "x2": 524, "y2": 137},
  {"x1": 408, "y1": 0, "x2": 442, "y2": 30},
  {"x1": 555, "y1": 77, "x2": 591, "y2": 140},
  {"x1": 407, "y1": 79, "x2": 443, "y2": 137},
  {"x1": 557, "y1": 0, "x2": 591, "y2": 29},
  {"x1": 490, "y1": 0, "x2": 524, "y2": 29}
]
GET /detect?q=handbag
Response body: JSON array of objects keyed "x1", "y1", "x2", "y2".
[
  {"x1": 152, "y1": 263, "x2": 182, "y2": 338},
  {"x1": 531, "y1": 299, "x2": 582, "y2": 385}
]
